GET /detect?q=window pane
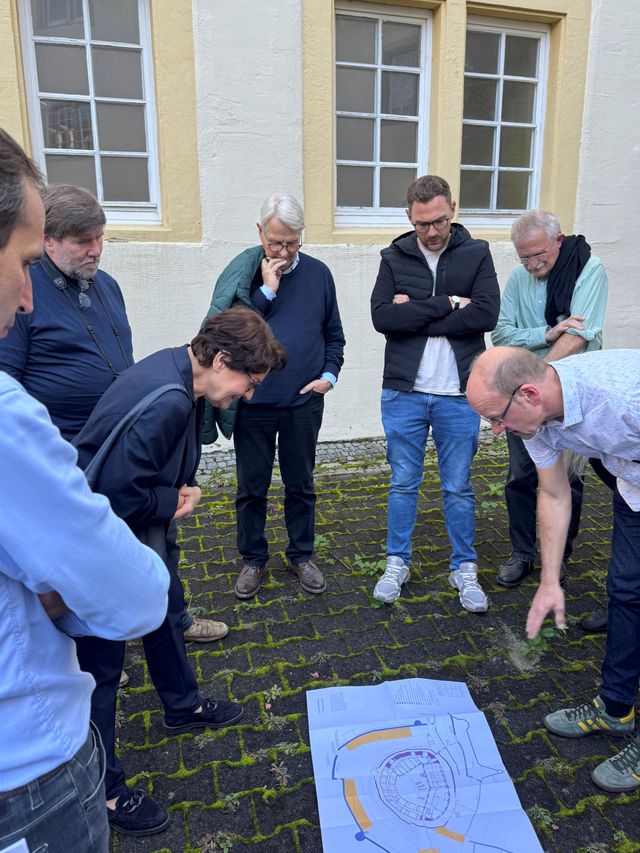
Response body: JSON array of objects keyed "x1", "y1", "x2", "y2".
[
  {"x1": 337, "y1": 165, "x2": 373, "y2": 206},
  {"x1": 31, "y1": 0, "x2": 83, "y2": 38},
  {"x1": 460, "y1": 170, "x2": 492, "y2": 208},
  {"x1": 462, "y1": 124, "x2": 495, "y2": 166},
  {"x1": 380, "y1": 167, "x2": 415, "y2": 206},
  {"x1": 504, "y1": 36, "x2": 538, "y2": 78},
  {"x1": 336, "y1": 15, "x2": 376, "y2": 64},
  {"x1": 97, "y1": 103, "x2": 146, "y2": 152},
  {"x1": 45, "y1": 153, "x2": 96, "y2": 194},
  {"x1": 89, "y1": 0, "x2": 139, "y2": 43},
  {"x1": 382, "y1": 22, "x2": 420, "y2": 68},
  {"x1": 463, "y1": 77, "x2": 497, "y2": 121},
  {"x1": 465, "y1": 30, "x2": 499, "y2": 74},
  {"x1": 497, "y1": 171, "x2": 529, "y2": 209},
  {"x1": 502, "y1": 81, "x2": 536, "y2": 123},
  {"x1": 380, "y1": 120, "x2": 416, "y2": 163},
  {"x1": 102, "y1": 156, "x2": 149, "y2": 202},
  {"x1": 336, "y1": 67, "x2": 375, "y2": 113},
  {"x1": 35, "y1": 44, "x2": 88, "y2": 95},
  {"x1": 41, "y1": 100, "x2": 93, "y2": 149},
  {"x1": 336, "y1": 117, "x2": 374, "y2": 161},
  {"x1": 499, "y1": 126, "x2": 532, "y2": 168},
  {"x1": 92, "y1": 47, "x2": 143, "y2": 99},
  {"x1": 381, "y1": 71, "x2": 418, "y2": 116}
]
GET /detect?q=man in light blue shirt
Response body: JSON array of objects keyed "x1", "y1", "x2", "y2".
[
  {"x1": 467, "y1": 346, "x2": 640, "y2": 796},
  {"x1": 492, "y1": 210, "x2": 608, "y2": 593},
  {"x1": 0, "y1": 129, "x2": 169, "y2": 851}
]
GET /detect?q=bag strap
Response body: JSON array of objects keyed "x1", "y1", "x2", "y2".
[{"x1": 78, "y1": 383, "x2": 190, "y2": 489}]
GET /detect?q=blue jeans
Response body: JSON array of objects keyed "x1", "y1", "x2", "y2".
[
  {"x1": 381, "y1": 390, "x2": 479, "y2": 569},
  {"x1": 600, "y1": 489, "x2": 640, "y2": 707},
  {"x1": 0, "y1": 724, "x2": 109, "y2": 852}
]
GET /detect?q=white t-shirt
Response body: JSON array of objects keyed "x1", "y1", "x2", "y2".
[{"x1": 413, "y1": 241, "x2": 461, "y2": 395}]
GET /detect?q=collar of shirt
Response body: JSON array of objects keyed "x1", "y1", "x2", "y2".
[
  {"x1": 281, "y1": 253, "x2": 300, "y2": 275},
  {"x1": 549, "y1": 361, "x2": 584, "y2": 429}
]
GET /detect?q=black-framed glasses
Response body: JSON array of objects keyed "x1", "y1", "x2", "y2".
[
  {"x1": 266, "y1": 240, "x2": 302, "y2": 253},
  {"x1": 488, "y1": 386, "x2": 521, "y2": 427},
  {"x1": 411, "y1": 216, "x2": 450, "y2": 232},
  {"x1": 244, "y1": 370, "x2": 262, "y2": 391}
]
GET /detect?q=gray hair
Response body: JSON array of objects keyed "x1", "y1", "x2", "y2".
[
  {"x1": 511, "y1": 209, "x2": 561, "y2": 244},
  {"x1": 489, "y1": 348, "x2": 549, "y2": 395},
  {"x1": 43, "y1": 184, "x2": 106, "y2": 239},
  {"x1": 260, "y1": 194, "x2": 304, "y2": 231}
]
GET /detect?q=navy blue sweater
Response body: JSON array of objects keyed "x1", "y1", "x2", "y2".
[
  {"x1": 0, "y1": 258, "x2": 133, "y2": 439},
  {"x1": 248, "y1": 253, "x2": 345, "y2": 408}
]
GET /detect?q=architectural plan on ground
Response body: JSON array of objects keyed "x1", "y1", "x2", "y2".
[{"x1": 307, "y1": 678, "x2": 543, "y2": 852}]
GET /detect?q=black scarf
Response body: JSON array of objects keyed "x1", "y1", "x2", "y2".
[{"x1": 544, "y1": 234, "x2": 591, "y2": 327}]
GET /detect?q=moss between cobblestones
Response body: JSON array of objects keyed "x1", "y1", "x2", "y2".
[{"x1": 110, "y1": 441, "x2": 637, "y2": 852}]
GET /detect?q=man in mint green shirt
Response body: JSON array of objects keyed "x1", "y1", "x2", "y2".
[{"x1": 492, "y1": 209, "x2": 608, "y2": 595}]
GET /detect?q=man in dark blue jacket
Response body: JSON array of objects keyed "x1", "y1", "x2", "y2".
[
  {"x1": 73, "y1": 308, "x2": 286, "y2": 836},
  {"x1": 370, "y1": 175, "x2": 500, "y2": 612}
]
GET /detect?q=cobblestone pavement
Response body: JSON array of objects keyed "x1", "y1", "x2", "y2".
[{"x1": 112, "y1": 438, "x2": 640, "y2": 853}]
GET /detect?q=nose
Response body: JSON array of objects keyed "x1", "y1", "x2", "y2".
[
  {"x1": 243, "y1": 388, "x2": 255, "y2": 401},
  {"x1": 491, "y1": 422, "x2": 505, "y2": 436},
  {"x1": 89, "y1": 238, "x2": 103, "y2": 256}
]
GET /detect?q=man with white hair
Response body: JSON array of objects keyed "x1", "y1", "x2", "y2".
[
  {"x1": 202, "y1": 195, "x2": 345, "y2": 599},
  {"x1": 492, "y1": 210, "x2": 608, "y2": 601}
]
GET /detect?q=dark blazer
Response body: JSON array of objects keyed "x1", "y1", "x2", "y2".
[{"x1": 74, "y1": 346, "x2": 202, "y2": 530}]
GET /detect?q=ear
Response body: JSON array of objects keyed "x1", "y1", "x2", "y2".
[
  {"x1": 43, "y1": 234, "x2": 55, "y2": 252},
  {"x1": 519, "y1": 383, "x2": 542, "y2": 406},
  {"x1": 212, "y1": 350, "x2": 227, "y2": 372},
  {"x1": 450, "y1": 200, "x2": 457, "y2": 218}
]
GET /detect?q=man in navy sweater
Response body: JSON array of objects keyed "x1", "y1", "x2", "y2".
[{"x1": 207, "y1": 195, "x2": 345, "y2": 599}]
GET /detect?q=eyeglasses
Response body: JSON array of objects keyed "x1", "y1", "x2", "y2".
[
  {"x1": 244, "y1": 370, "x2": 262, "y2": 391},
  {"x1": 266, "y1": 240, "x2": 302, "y2": 253},
  {"x1": 517, "y1": 250, "x2": 548, "y2": 266},
  {"x1": 77, "y1": 280, "x2": 91, "y2": 310},
  {"x1": 488, "y1": 386, "x2": 521, "y2": 427},
  {"x1": 411, "y1": 216, "x2": 451, "y2": 232}
]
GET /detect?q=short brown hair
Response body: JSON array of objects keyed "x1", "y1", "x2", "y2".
[
  {"x1": 192, "y1": 307, "x2": 287, "y2": 374},
  {"x1": 406, "y1": 175, "x2": 452, "y2": 208},
  {"x1": 43, "y1": 184, "x2": 106, "y2": 239},
  {"x1": 0, "y1": 128, "x2": 43, "y2": 249}
]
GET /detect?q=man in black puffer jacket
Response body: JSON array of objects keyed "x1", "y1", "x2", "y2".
[{"x1": 370, "y1": 175, "x2": 499, "y2": 613}]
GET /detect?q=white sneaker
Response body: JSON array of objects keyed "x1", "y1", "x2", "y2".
[
  {"x1": 373, "y1": 556, "x2": 410, "y2": 603},
  {"x1": 448, "y1": 562, "x2": 489, "y2": 613}
]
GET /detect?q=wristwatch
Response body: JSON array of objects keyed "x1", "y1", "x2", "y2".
[{"x1": 450, "y1": 295, "x2": 461, "y2": 310}]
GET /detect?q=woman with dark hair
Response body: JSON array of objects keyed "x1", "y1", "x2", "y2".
[{"x1": 72, "y1": 307, "x2": 286, "y2": 837}]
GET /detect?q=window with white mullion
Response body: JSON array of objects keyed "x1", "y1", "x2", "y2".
[
  {"x1": 20, "y1": 0, "x2": 159, "y2": 222},
  {"x1": 335, "y1": 5, "x2": 431, "y2": 225},
  {"x1": 461, "y1": 19, "x2": 548, "y2": 218}
]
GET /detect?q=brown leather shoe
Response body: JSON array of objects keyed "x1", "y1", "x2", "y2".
[
  {"x1": 234, "y1": 563, "x2": 266, "y2": 599},
  {"x1": 288, "y1": 559, "x2": 327, "y2": 594},
  {"x1": 184, "y1": 617, "x2": 229, "y2": 643}
]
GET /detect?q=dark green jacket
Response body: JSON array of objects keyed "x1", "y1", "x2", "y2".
[{"x1": 201, "y1": 246, "x2": 265, "y2": 444}]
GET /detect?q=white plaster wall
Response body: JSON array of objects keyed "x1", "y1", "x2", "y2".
[
  {"x1": 574, "y1": 0, "x2": 640, "y2": 348},
  {"x1": 99, "y1": 0, "x2": 640, "y2": 445}
]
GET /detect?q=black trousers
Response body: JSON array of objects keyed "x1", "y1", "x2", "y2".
[
  {"x1": 505, "y1": 431, "x2": 584, "y2": 562},
  {"x1": 234, "y1": 394, "x2": 324, "y2": 565},
  {"x1": 75, "y1": 522, "x2": 200, "y2": 800}
]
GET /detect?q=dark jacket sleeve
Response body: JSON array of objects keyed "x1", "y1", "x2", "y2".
[
  {"x1": 0, "y1": 313, "x2": 30, "y2": 381},
  {"x1": 425, "y1": 248, "x2": 500, "y2": 337},
  {"x1": 91, "y1": 392, "x2": 191, "y2": 526},
  {"x1": 370, "y1": 256, "x2": 452, "y2": 335}
]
